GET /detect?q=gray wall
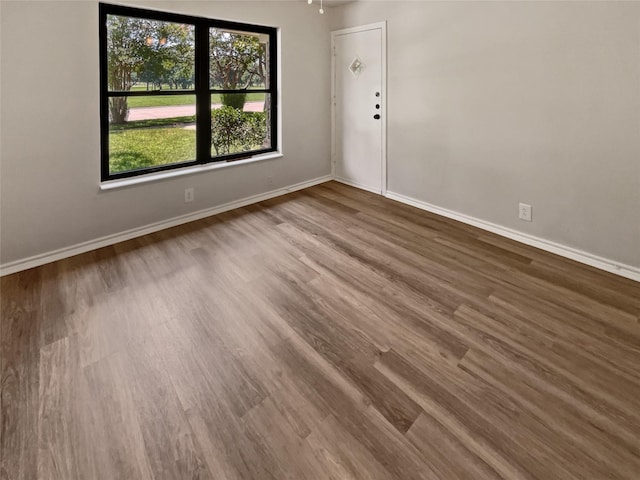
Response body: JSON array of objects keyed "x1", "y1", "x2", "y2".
[
  {"x1": 0, "y1": 1, "x2": 332, "y2": 265},
  {"x1": 330, "y1": 1, "x2": 640, "y2": 268},
  {"x1": 2, "y1": 0, "x2": 639, "y2": 271}
]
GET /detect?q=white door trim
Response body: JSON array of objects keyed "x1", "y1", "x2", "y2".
[{"x1": 331, "y1": 21, "x2": 387, "y2": 195}]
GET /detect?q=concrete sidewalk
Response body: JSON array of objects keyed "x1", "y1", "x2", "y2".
[{"x1": 128, "y1": 101, "x2": 265, "y2": 121}]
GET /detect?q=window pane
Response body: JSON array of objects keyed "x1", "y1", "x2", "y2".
[
  {"x1": 211, "y1": 93, "x2": 271, "y2": 157},
  {"x1": 108, "y1": 95, "x2": 196, "y2": 175},
  {"x1": 107, "y1": 15, "x2": 195, "y2": 92},
  {"x1": 209, "y1": 28, "x2": 269, "y2": 90}
]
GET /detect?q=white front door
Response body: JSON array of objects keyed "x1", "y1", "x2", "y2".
[{"x1": 332, "y1": 23, "x2": 386, "y2": 194}]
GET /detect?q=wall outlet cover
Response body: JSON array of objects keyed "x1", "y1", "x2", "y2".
[{"x1": 519, "y1": 203, "x2": 532, "y2": 222}]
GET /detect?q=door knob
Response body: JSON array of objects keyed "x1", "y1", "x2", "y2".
[{"x1": 373, "y1": 114, "x2": 381, "y2": 120}]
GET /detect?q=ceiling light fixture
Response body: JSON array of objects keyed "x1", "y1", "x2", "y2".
[{"x1": 307, "y1": 0, "x2": 324, "y2": 15}]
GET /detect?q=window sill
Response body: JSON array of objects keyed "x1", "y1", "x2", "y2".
[{"x1": 99, "y1": 152, "x2": 283, "y2": 191}]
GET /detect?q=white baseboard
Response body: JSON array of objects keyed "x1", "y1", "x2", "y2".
[
  {"x1": 385, "y1": 191, "x2": 640, "y2": 283},
  {"x1": 0, "y1": 175, "x2": 333, "y2": 277},
  {"x1": 334, "y1": 177, "x2": 382, "y2": 195},
  {"x1": 4, "y1": 176, "x2": 637, "y2": 283}
]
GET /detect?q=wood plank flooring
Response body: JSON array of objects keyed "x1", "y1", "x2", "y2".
[{"x1": 1, "y1": 181, "x2": 639, "y2": 479}]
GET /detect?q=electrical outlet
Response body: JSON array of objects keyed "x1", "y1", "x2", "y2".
[
  {"x1": 185, "y1": 187, "x2": 194, "y2": 203},
  {"x1": 519, "y1": 203, "x2": 532, "y2": 222}
]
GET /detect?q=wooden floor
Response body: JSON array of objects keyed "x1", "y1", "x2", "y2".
[{"x1": 1, "y1": 181, "x2": 639, "y2": 480}]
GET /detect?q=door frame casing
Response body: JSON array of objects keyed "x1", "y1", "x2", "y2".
[{"x1": 331, "y1": 21, "x2": 388, "y2": 195}]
